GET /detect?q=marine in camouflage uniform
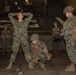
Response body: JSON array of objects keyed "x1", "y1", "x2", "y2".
[
  {"x1": 30, "y1": 34, "x2": 52, "y2": 69},
  {"x1": 1, "y1": 26, "x2": 10, "y2": 55},
  {"x1": 60, "y1": 6, "x2": 76, "y2": 71},
  {"x1": 52, "y1": 21, "x2": 61, "y2": 52},
  {"x1": 7, "y1": 12, "x2": 33, "y2": 70}
]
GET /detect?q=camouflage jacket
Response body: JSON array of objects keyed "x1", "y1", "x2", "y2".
[
  {"x1": 8, "y1": 13, "x2": 33, "y2": 39},
  {"x1": 52, "y1": 27, "x2": 60, "y2": 35},
  {"x1": 30, "y1": 40, "x2": 48, "y2": 57},
  {"x1": 1, "y1": 29, "x2": 10, "y2": 39},
  {"x1": 61, "y1": 15, "x2": 76, "y2": 39}
]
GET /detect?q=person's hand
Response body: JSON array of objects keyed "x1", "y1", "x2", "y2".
[{"x1": 61, "y1": 29, "x2": 64, "y2": 32}]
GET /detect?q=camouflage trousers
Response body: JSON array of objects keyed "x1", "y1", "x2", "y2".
[
  {"x1": 66, "y1": 39, "x2": 76, "y2": 64},
  {"x1": 53, "y1": 41, "x2": 60, "y2": 50},
  {"x1": 9, "y1": 37, "x2": 31, "y2": 63},
  {"x1": 32, "y1": 53, "x2": 47, "y2": 64},
  {"x1": 2, "y1": 39, "x2": 10, "y2": 53}
]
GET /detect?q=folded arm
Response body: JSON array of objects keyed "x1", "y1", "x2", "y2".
[
  {"x1": 8, "y1": 13, "x2": 18, "y2": 24},
  {"x1": 23, "y1": 13, "x2": 33, "y2": 23}
]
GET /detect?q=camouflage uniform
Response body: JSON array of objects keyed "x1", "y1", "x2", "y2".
[
  {"x1": 1, "y1": 27, "x2": 10, "y2": 54},
  {"x1": 8, "y1": 13, "x2": 33, "y2": 64},
  {"x1": 62, "y1": 16, "x2": 76, "y2": 64},
  {"x1": 30, "y1": 34, "x2": 52, "y2": 68},
  {"x1": 9, "y1": 26, "x2": 14, "y2": 45},
  {"x1": 60, "y1": 6, "x2": 76, "y2": 71},
  {"x1": 52, "y1": 22, "x2": 61, "y2": 52}
]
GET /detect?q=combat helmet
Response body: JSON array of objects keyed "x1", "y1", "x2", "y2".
[
  {"x1": 31, "y1": 34, "x2": 39, "y2": 41},
  {"x1": 53, "y1": 21, "x2": 58, "y2": 25},
  {"x1": 63, "y1": 6, "x2": 74, "y2": 13}
]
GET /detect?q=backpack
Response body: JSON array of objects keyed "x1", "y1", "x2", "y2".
[{"x1": 71, "y1": 26, "x2": 76, "y2": 42}]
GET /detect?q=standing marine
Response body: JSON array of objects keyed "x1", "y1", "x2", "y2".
[
  {"x1": 61, "y1": 6, "x2": 76, "y2": 72},
  {"x1": 7, "y1": 12, "x2": 33, "y2": 70},
  {"x1": 1, "y1": 26, "x2": 11, "y2": 55},
  {"x1": 52, "y1": 21, "x2": 61, "y2": 53}
]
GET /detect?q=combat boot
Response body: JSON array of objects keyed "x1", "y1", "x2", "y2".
[
  {"x1": 47, "y1": 53, "x2": 52, "y2": 61},
  {"x1": 7, "y1": 62, "x2": 12, "y2": 70},
  {"x1": 28, "y1": 62, "x2": 34, "y2": 69},
  {"x1": 39, "y1": 63, "x2": 45, "y2": 68},
  {"x1": 66, "y1": 64, "x2": 73, "y2": 69},
  {"x1": 65, "y1": 64, "x2": 75, "y2": 72}
]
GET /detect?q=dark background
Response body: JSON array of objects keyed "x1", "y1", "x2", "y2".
[{"x1": 0, "y1": 0, "x2": 68, "y2": 18}]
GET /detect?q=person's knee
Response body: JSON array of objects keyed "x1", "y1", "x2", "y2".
[{"x1": 25, "y1": 54, "x2": 32, "y2": 62}]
